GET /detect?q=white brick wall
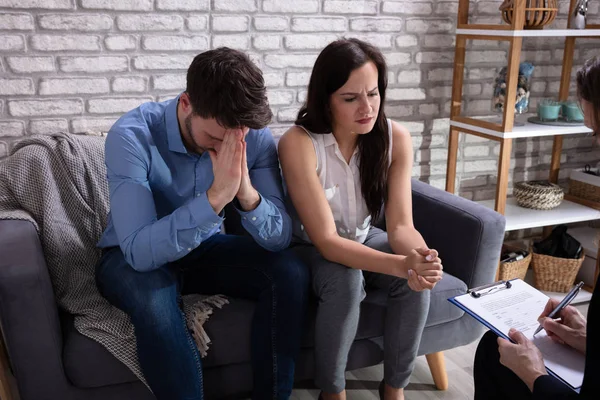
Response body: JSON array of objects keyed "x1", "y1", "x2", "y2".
[
  {"x1": 80, "y1": 0, "x2": 153, "y2": 12},
  {"x1": 0, "y1": 0, "x2": 598, "y2": 209},
  {"x1": 39, "y1": 77, "x2": 109, "y2": 95},
  {"x1": 58, "y1": 56, "x2": 128, "y2": 72},
  {"x1": 37, "y1": 14, "x2": 113, "y2": 31}
]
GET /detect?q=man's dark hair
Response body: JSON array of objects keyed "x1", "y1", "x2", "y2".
[
  {"x1": 186, "y1": 47, "x2": 272, "y2": 129},
  {"x1": 577, "y1": 56, "x2": 600, "y2": 135}
]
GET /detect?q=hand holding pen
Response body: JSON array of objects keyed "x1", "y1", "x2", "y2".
[{"x1": 534, "y1": 281, "x2": 587, "y2": 355}]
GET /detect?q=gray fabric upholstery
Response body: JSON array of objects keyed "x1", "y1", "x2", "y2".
[
  {"x1": 61, "y1": 312, "x2": 138, "y2": 388},
  {"x1": 0, "y1": 219, "x2": 154, "y2": 400},
  {"x1": 0, "y1": 178, "x2": 506, "y2": 400},
  {"x1": 410, "y1": 179, "x2": 506, "y2": 289},
  {"x1": 60, "y1": 270, "x2": 467, "y2": 389}
]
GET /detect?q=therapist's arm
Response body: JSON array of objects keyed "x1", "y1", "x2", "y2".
[
  {"x1": 532, "y1": 375, "x2": 580, "y2": 399},
  {"x1": 233, "y1": 128, "x2": 291, "y2": 251},
  {"x1": 106, "y1": 130, "x2": 223, "y2": 272},
  {"x1": 499, "y1": 329, "x2": 581, "y2": 399}
]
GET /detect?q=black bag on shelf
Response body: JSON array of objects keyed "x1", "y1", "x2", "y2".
[{"x1": 532, "y1": 224, "x2": 583, "y2": 259}]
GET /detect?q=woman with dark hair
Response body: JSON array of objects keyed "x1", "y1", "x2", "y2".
[
  {"x1": 278, "y1": 38, "x2": 443, "y2": 400},
  {"x1": 473, "y1": 56, "x2": 600, "y2": 400}
]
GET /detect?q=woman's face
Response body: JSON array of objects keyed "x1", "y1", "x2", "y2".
[{"x1": 329, "y1": 61, "x2": 381, "y2": 136}]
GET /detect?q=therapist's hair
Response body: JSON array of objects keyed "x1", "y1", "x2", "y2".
[
  {"x1": 186, "y1": 47, "x2": 272, "y2": 129},
  {"x1": 295, "y1": 38, "x2": 389, "y2": 222},
  {"x1": 577, "y1": 56, "x2": 600, "y2": 134}
]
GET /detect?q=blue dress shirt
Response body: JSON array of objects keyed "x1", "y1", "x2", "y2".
[{"x1": 97, "y1": 95, "x2": 291, "y2": 272}]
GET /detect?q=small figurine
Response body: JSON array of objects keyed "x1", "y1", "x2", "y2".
[
  {"x1": 493, "y1": 62, "x2": 535, "y2": 114},
  {"x1": 571, "y1": 0, "x2": 588, "y2": 29}
]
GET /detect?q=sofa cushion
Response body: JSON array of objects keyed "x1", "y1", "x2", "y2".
[
  {"x1": 62, "y1": 272, "x2": 466, "y2": 388},
  {"x1": 62, "y1": 312, "x2": 139, "y2": 388}
]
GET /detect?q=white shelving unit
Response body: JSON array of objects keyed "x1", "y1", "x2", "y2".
[
  {"x1": 477, "y1": 198, "x2": 600, "y2": 231},
  {"x1": 456, "y1": 28, "x2": 600, "y2": 37},
  {"x1": 445, "y1": 0, "x2": 600, "y2": 290},
  {"x1": 450, "y1": 118, "x2": 593, "y2": 139},
  {"x1": 570, "y1": 227, "x2": 599, "y2": 289},
  {"x1": 524, "y1": 270, "x2": 594, "y2": 305}
]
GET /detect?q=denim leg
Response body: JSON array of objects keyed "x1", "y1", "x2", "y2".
[
  {"x1": 95, "y1": 247, "x2": 203, "y2": 400},
  {"x1": 179, "y1": 234, "x2": 309, "y2": 400}
]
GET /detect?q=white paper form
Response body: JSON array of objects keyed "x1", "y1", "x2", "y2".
[{"x1": 454, "y1": 279, "x2": 585, "y2": 390}]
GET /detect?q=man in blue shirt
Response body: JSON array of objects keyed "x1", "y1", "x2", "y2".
[{"x1": 95, "y1": 48, "x2": 309, "y2": 400}]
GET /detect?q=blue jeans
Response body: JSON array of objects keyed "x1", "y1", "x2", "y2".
[{"x1": 95, "y1": 234, "x2": 309, "y2": 400}]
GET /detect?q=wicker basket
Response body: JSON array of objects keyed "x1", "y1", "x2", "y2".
[
  {"x1": 498, "y1": 245, "x2": 532, "y2": 281},
  {"x1": 500, "y1": 0, "x2": 558, "y2": 29},
  {"x1": 514, "y1": 180, "x2": 564, "y2": 210},
  {"x1": 569, "y1": 168, "x2": 600, "y2": 204},
  {"x1": 531, "y1": 250, "x2": 585, "y2": 292}
]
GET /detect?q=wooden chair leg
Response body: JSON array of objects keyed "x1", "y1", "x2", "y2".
[
  {"x1": 0, "y1": 332, "x2": 14, "y2": 400},
  {"x1": 426, "y1": 351, "x2": 449, "y2": 391}
]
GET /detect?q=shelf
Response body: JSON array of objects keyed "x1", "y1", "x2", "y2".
[
  {"x1": 524, "y1": 270, "x2": 593, "y2": 305},
  {"x1": 477, "y1": 198, "x2": 600, "y2": 231},
  {"x1": 456, "y1": 28, "x2": 600, "y2": 38},
  {"x1": 545, "y1": 286, "x2": 594, "y2": 305},
  {"x1": 568, "y1": 227, "x2": 599, "y2": 290},
  {"x1": 569, "y1": 226, "x2": 599, "y2": 256},
  {"x1": 450, "y1": 117, "x2": 592, "y2": 139}
]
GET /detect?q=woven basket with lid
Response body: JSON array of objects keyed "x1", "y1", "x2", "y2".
[{"x1": 569, "y1": 167, "x2": 600, "y2": 205}]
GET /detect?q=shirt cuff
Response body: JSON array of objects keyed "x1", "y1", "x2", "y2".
[
  {"x1": 234, "y1": 193, "x2": 269, "y2": 226},
  {"x1": 189, "y1": 192, "x2": 224, "y2": 231}
]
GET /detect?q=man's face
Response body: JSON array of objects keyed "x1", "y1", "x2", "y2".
[
  {"x1": 179, "y1": 93, "x2": 248, "y2": 154},
  {"x1": 184, "y1": 114, "x2": 227, "y2": 154}
]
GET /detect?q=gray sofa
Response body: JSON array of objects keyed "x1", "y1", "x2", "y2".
[{"x1": 0, "y1": 177, "x2": 505, "y2": 400}]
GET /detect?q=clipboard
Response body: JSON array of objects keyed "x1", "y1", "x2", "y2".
[
  {"x1": 449, "y1": 279, "x2": 584, "y2": 392},
  {"x1": 448, "y1": 280, "x2": 520, "y2": 345}
]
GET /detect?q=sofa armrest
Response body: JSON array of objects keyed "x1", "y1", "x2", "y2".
[
  {"x1": 0, "y1": 219, "x2": 68, "y2": 398},
  {"x1": 410, "y1": 179, "x2": 506, "y2": 289}
]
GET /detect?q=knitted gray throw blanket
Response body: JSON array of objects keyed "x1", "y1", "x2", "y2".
[{"x1": 0, "y1": 132, "x2": 227, "y2": 388}]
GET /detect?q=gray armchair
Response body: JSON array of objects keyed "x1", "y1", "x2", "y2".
[{"x1": 0, "y1": 178, "x2": 505, "y2": 400}]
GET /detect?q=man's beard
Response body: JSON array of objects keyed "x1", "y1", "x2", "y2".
[{"x1": 184, "y1": 114, "x2": 209, "y2": 154}]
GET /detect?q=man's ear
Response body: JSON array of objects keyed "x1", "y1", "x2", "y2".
[{"x1": 179, "y1": 92, "x2": 193, "y2": 114}]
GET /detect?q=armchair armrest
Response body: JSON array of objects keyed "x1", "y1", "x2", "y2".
[
  {"x1": 0, "y1": 219, "x2": 67, "y2": 398},
  {"x1": 410, "y1": 179, "x2": 506, "y2": 289}
]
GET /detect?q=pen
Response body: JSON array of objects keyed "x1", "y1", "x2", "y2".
[{"x1": 533, "y1": 281, "x2": 584, "y2": 336}]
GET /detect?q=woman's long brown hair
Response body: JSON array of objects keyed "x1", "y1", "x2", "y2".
[
  {"x1": 577, "y1": 56, "x2": 600, "y2": 135},
  {"x1": 295, "y1": 38, "x2": 389, "y2": 222}
]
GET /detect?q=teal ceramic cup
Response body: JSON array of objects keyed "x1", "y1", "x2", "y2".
[
  {"x1": 538, "y1": 102, "x2": 561, "y2": 121},
  {"x1": 562, "y1": 101, "x2": 584, "y2": 122}
]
